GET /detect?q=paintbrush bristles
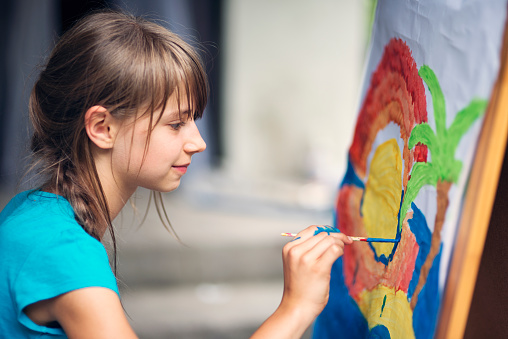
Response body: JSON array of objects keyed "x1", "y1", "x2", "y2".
[{"x1": 280, "y1": 233, "x2": 298, "y2": 237}]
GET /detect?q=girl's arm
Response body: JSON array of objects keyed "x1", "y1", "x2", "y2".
[
  {"x1": 24, "y1": 287, "x2": 138, "y2": 338},
  {"x1": 251, "y1": 225, "x2": 352, "y2": 339}
]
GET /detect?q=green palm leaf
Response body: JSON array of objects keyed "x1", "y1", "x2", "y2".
[
  {"x1": 399, "y1": 65, "x2": 486, "y2": 231},
  {"x1": 409, "y1": 122, "x2": 437, "y2": 152},
  {"x1": 399, "y1": 162, "x2": 439, "y2": 231},
  {"x1": 419, "y1": 65, "x2": 446, "y2": 139},
  {"x1": 447, "y1": 98, "x2": 488, "y2": 152}
]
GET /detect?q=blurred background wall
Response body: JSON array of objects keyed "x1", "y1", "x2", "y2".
[
  {"x1": 0, "y1": 0, "x2": 371, "y2": 208},
  {"x1": 0, "y1": 0, "x2": 372, "y2": 338}
]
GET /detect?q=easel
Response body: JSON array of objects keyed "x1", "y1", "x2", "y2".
[{"x1": 436, "y1": 14, "x2": 508, "y2": 339}]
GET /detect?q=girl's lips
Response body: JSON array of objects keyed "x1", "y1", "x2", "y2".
[{"x1": 173, "y1": 164, "x2": 189, "y2": 174}]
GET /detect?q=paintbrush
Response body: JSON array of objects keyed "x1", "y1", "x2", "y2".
[{"x1": 280, "y1": 233, "x2": 400, "y2": 243}]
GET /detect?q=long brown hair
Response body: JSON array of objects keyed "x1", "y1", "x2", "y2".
[{"x1": 28, "y1": 10, "x2": 208, "y2": 268}]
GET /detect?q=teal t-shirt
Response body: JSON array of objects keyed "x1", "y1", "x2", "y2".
[{"x1": 0, "y1": 190, "x2": 119, "y2": 337}]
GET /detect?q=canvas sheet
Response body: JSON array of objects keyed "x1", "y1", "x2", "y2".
[{"x1": 313, "y1": 0, "x2": 508, "y2": 338}]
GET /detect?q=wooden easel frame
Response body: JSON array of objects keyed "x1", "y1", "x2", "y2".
[{"x1": 435, "y1": 14, "x2": 508, "y2": 339}]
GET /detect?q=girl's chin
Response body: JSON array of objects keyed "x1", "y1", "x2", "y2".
[
  {"x1": 159, "y1": 181, "x2": 181, "y2": 193},
  {"x1": 143, "y1": 179, "x2": 181, "y2": 193}
]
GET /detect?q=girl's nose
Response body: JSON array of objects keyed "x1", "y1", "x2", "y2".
[{"x1": 184, "y1": 121, "x2": 206, "y2": 154}]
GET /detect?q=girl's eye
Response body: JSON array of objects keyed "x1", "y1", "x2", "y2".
[{"x1": 169, "y1": 121, "x2": 186, "y2": 130}]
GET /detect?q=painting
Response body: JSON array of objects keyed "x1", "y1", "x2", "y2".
[{"x1": 313, "y1": 1, "x2": 508, "y2": 338}]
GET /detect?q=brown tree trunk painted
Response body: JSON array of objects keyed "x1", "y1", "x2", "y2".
[{"x1": 410, "y1": 179, "x2": 452, "y2": 310}]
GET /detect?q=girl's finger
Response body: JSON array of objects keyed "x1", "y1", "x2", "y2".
[
  {"x1": 328, "y1": 232, "x2": 353, "y2": 245},
  {"x1": 293, "y1": 225, "x2": 322, "y2": 241},
  {"x1": 289, "y1": 225, "x2": 352, "y2": 246},
  {"x1": 303, "y1": 235, "x2": 345, "y2": 263},
  {"x1": 285, "y1": 231, "x2": 330, "y2": 256},
  {"x1": 315, "y1": 237, "x2": 346, "y2": 265},
  {"x1": 283, "y1": 225, "x2": 323, "y2": 247}
]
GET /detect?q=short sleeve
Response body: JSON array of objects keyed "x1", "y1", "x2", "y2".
[{"x1": 12, "y1": 226, "x2": 118, "y2": 333}]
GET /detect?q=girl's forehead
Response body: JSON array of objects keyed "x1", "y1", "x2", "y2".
[
  {"x1": 166, "y1": 90, "x2": 192, "y2": 112},
  {"x1": 137, "y1": 87, "x2": 189, "y2": 114},
  {"x1": 152, "y1": 90, "x2": 194, "y2": 122},
  {"x1": 134, "y1": 79, "x2": 200, "y2": 123},
  {"x1": 168, "y1": 88, "x2": 190, "y2": 105}
]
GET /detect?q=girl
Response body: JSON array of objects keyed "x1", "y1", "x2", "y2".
[{"x1": 0, "y1": 10, "x2": 351, "y2": 338}]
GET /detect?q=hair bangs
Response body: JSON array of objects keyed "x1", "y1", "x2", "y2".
[{"x1": 147, "y1": 31, "x2": 209, "y2": 123}]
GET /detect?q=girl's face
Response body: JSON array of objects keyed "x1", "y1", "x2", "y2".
[{"x1": 112, "y1": 92, "x2": 206, "y2": 194}]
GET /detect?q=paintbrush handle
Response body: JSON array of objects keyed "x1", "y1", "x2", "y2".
[
  {"x1": 280, "y1": 233, "x2": 399, "y2": 243},
  {"x1": 280, "y1": 233, "x2": 366, "y2": 240},
  {"x1": 349, "y1": 236, "x2": 367, "y2": 241}
]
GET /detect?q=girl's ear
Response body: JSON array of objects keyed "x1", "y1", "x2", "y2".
[{"x1": 85, "y1": 106, "x2": 119, "y2": 149}]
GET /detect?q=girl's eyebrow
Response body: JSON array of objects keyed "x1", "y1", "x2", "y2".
[{"x1": 165, "y1": 109, "x2": 191, "y2": 120}]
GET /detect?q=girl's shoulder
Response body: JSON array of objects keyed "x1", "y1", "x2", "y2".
[
  {"x1": 1, "y1": 190, "x2": 75, "y2": 228},
  {"x1": 0, "y1": 192, "x2": 118, "y2": 337},
  {"x1": 0, "y1": 189, "x2": 115, "y2": 290},
  {"x1": 0, "y1": 190, "x2": 89, "y2": 250}
]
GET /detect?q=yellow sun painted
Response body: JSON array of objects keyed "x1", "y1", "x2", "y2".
[
  {"x1": 362, "y1": 138, "x2": 402, "y2": 257},
  {"x1": 357, "y1": 285, "x2": 415, "y2": 339}
]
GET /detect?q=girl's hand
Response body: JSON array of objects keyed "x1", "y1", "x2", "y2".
[
  {"x1": 280, "y1": 225, "x2": 352, "y2": 322},
  {"x1": 251, "y1": 225, "x2": 352, "y2": 339}
]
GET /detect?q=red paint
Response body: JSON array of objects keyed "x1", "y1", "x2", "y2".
[
  {"x1": 337, "y1": 38, "x2": 428, "y2": 300},
  {"x1": 414, "y1": 143, "x2": 428, "y2": 162},
  {"x1": 349, "y1": 38, "x2": 428, "y2": 180}
]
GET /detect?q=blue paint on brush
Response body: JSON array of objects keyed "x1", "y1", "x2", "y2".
[
  {"x1": 313, "y1": 226, "x2": 400, "y2": 243},
  {"x1": 363, "y1": 237, "x2": 400, "y2": 243}
]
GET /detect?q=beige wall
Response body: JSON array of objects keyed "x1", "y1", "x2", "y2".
[{"x1": 222, "y1": 0, "x2": 367, "y2": 189}]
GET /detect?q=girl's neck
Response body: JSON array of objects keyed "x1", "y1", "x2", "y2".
[
  {"x1": 40, "y1": 184, "x2": 127, "y2": 239},
  {"x1": 42, "y1": 177, "x2": 135, "y2": 240},
  {"x1": 100, "y1": 180, "x2": 134, "y2": 222},
  {"x1": 92, "y1": 147, "x2": 138, "y2": 236}
]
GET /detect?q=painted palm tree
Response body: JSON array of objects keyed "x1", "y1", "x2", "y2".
[{"x1": 397, "y1": 65, "x2": 487, "y2": 309}]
